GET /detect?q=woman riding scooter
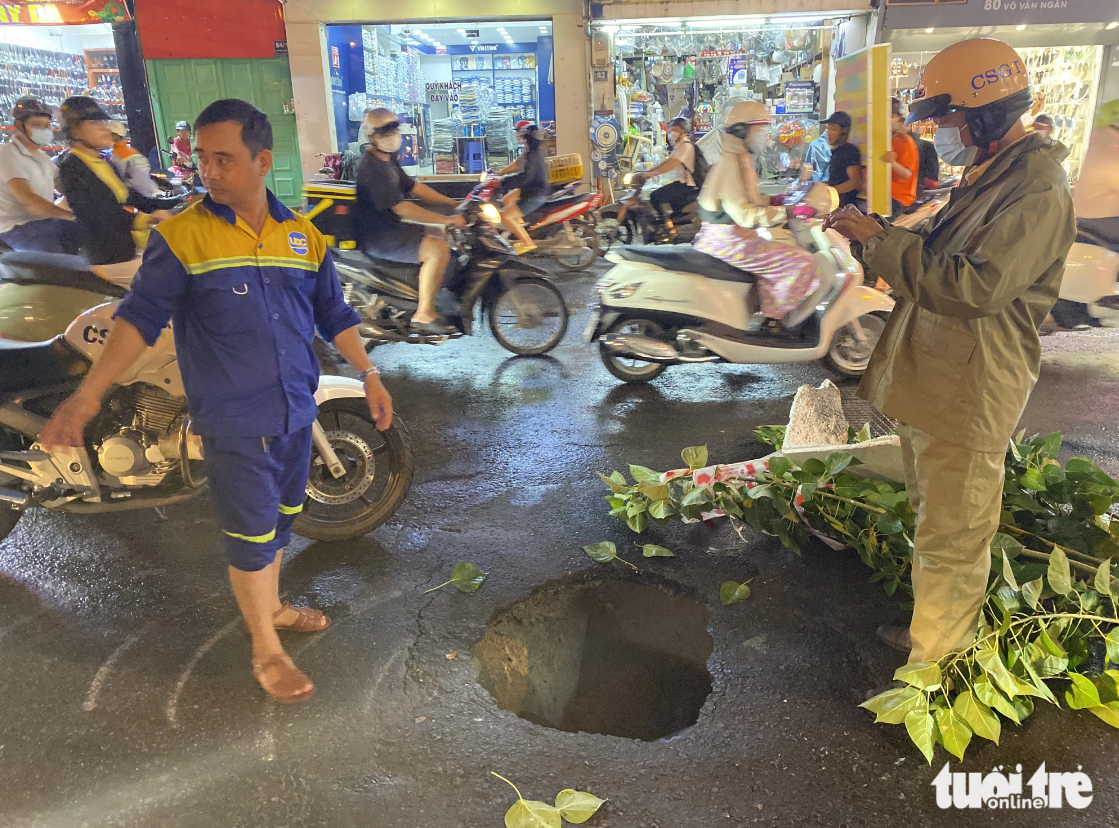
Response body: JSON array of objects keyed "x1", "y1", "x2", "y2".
[
  {"x1": 496, "y1": 122, "x2": 550, "y2": 254},
  {"x1": 692, "y1": 101, "x2": 821, "y2": 328},
  {"x1": 57, "y1": 96, "x2": 173, "y2": 286}
]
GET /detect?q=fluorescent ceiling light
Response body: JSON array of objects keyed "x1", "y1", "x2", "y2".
[
  {"x1": 925, "y1": 27, "x2": 934, "y2": 33},
  {"x1": 1016, "y1": 24, "x2": 1026, "y2": 30},
  {"x1": 413, "y1": 28, "x2": 422, "y2": 34},
  {"x1": 1107, "y1": 21, "x2": 1119, "y2": 30}
]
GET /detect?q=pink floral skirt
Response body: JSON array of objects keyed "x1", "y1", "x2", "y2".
[{"x1": 693, "y1": 223, "x2": 821, "y2": 319}]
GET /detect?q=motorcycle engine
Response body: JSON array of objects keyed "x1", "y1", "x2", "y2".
[{"x1": 97, "y1": 385, "x2": 188, "y2": 487}]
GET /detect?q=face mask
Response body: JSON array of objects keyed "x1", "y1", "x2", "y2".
[
  {"x1": 934, "y1": 127, "x2": 978, "y2": 167},
  {"x1": 29, "y1": 128, "x2": 54, "y2": 146},
  {"x1": 747, "y1": 133, "x2": 769, "y2": 155},
  {"x1": 373, "y1": 133, "x2": 403, "y2": 153}
]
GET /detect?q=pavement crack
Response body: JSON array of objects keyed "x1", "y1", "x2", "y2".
[{"x1": 402, "y1": 563, "x2": 443, "y2": 697}]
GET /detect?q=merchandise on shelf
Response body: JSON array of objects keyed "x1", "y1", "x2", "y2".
[{"x1": 0, "y1": 43, "x2": 90, "y2": 126}]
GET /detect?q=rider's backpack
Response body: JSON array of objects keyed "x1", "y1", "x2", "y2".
[{"x1": 687, "y1": 141, "x2": 710, "y2": 189}]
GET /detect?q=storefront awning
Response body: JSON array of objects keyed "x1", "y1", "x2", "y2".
[
  {"x1": 0, "y1": 1, "x2": 130, "y2": 26},
  {"x1": 881, "y1": 0, "x2": 1116, "y2": 29}
]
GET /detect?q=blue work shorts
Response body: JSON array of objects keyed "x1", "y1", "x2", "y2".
[{"x1": 201, "y1": 426, "x2": 313, "y2": 572}]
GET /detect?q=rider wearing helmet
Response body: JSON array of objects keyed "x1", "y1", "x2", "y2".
[
  {"x1": 353, "y1": 107, "x2": 465, "y2": 333},
  {"x1": 172, "y1": 119, "x2": 194, "y2": 169},
  {"x1": 635, "y1": 117, "x2": 699, "y2": 237},
  {"x1": 692, "y1": 100, "x2": 821, "y2": 324},
  {"x1": 0, "y1": 96, "x2": 80, "y2": 254},
  {"x1": 108, "y1": 120, "x2": 158, "y2": 198},
  {"x1": 495, "y1": 121, "x2": 550, "y2": 253},
  {"x1": 1072, "y1": 99, "x2": 1119, "y2": 252},
  {"x1": 829, "y1": 39, "x2": 1076, "y2": 670},
  {"x1": 57, "y1": 96, "x2": 172, "y2": 269}
]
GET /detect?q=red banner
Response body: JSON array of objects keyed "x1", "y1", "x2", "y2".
[{"x1": 0, "y1": 1, "x2": 131, "y2": 25}]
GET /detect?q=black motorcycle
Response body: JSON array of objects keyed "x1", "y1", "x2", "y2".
[
  {"x1": 317, "y1": 181, "x2": 570, "y2": 357},
  {"x1": 595, "y1": 172, "x2": 701, "y2": 250}
]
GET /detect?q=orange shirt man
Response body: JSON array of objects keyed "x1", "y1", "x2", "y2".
[{"x1": 883, "y1": 98, "x2": 920, "y2": 212}]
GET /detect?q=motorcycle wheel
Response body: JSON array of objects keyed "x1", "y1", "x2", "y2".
[
  {"x1": 825, "y1": 312, "x2": 888, "y2": 377},
  {"x1": 596, "y1": 216, "x2": 621, "y2": 252},
  {"x1": 556, "y1": 219, "x2": 599, "y2": 270},
  {"x1": 293, "y1": 404, "x2": 414, "y2": 543},
  {"x1": 489, "y1": 276, "x2": 570, "y2": 355},
  {"x1": 600, "y1": 317, "x2": 668, "y2": 383}
]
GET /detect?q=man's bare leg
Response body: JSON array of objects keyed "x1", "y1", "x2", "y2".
[
  {"x1": 413, "y1": 235, "x2": 450, "y2": 326},
  {"x1": 229, "y1": 559, "x2": 312, "y2": 698}
]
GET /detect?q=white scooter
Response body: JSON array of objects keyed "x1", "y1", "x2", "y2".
[
  {"x1": 1049, "y1": 225, "x2": 1119, "y2": 329},
  {"x1": 585, "y1": 183, "x2": 895, "y2": 383},
  {"x1": 0, "y1": 296, "x2": 414, "y2": 546}
]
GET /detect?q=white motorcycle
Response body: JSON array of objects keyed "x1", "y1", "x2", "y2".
[
  {"x1": 1049, "y1": 225, "x2": 1119, "y2": 329},
  {"x1": 585, "y1": 184, "x2": 895, "y2": 383},
  {"x1": 0, "y1": 300, "x2": 414, "y2": 546}
]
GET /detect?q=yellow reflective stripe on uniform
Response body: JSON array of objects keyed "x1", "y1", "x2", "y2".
[
  {"x1": 224, "y1": 528, "x2": 277, "y2": 543},
  {"x1": 185, "y1": 256, "x2": 320, "y2": 275},
  {"x1": 278, "y1": 504, "x2": 303, "y2": 515}
]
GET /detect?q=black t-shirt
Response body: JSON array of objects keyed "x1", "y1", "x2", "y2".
[
  {"x1": 518, "y1": 146, "x2": 549, "y2": 200},
  {"x1": 828, "y1": 142, "x2": 863, "y2": 206},
  {"x1": 355, "y1": 151, "x2": 415, "y2": 244}
]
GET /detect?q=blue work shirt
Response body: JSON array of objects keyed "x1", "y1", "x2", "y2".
[
  {"x1": 114, "y1": 191, "x2": 361, "y2": 438},
  {"x1": 802, "y1": 134, "x2": 833, "y2": 183}
]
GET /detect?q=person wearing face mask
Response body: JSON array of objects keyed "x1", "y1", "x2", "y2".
[
  {"x1": 0, "y1": 97, "x2": 80, "y2": 254},
  {"x1": 56, "y1": 96, "x2": 173, "y2": 278},
  {"x1": 635, "y1": 117, "x2": 699, "y2": 238},
  {"x1": 692, "y1": 102, "x2": 821, "y2": 326},
  {"x1": 354, "y1": 108, "x2": 464, "y2": 333},
  {"x1": 827, "y1": 38, "x2": 1076, "y2": 676}
]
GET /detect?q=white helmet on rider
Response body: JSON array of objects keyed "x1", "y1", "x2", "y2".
[{"x1": 721, "y1": 101, "x2": 772, "y2": 154}]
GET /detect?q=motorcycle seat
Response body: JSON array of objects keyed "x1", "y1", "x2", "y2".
[
  {"x1": 0, "y1": 335, "x2": 90, "y2": 394},
  {"x1": 0, "y1": 252, "x2": 127, "y2": 299},
  {"x1": 617, "y1": 245, "x2": 755, "y2": 283},
  {"x1": 364, "y1": 257, "x2": 421, "y2": 289}
]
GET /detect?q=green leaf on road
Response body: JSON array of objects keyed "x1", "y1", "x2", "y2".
[
  {"x1": 505, "y1": 799, "x2": 562, "y2": 828},
  {"x1": 636, "y1": 480, "x2": 669, "y2": 501},
  {"x1": 1021, "y1": 577, "x2": 1043, "y2": 611},
  {"x1": 554, "y1": 789, "x2": 606, "y2": 824},
  {"x1": 720, "y1": 580, "x2": 752, "y2": 605},
  {"x1": 641, "y1": 544, "x2": 675, "y2": 558},
  {"x1": 1107, "y1": 628, "x2": 1119, "y2": 666},
  {"x1": 582, "y1": 541, "x2": 638, "y2": 571},
  {"x1": 423, "y1": 562, "x2": 487, "y2": 594},
  {"x1": 1021, "y1": 468, "x2": 1047, "y2": 491},
  {"x1": 681, "y1": 445, "x2": 709, "y2": 469},
  {"x1": 1087, "y1": 702, "x2": 1119, "y2": 728},
  {"x1": 1065, "y1": 672, "x2": 1102, "y2": 710}
]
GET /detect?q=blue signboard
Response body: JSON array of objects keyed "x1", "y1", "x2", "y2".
[{"x1": 447, "y1": 42, "x2": 538, "y2": 55}]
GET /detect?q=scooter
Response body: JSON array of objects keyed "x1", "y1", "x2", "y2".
[
  {"x1": 595, "y1": 171, "x2": 701, "y2": 250},
  {"x1": 478, "y1": 173, "x2": 602, "y2": 271},
  {"x1": 585, "y1": 183, "x2": 895, "y2": 383},
  {"x1": 1048, "y1": 225, "x2": 1119, "y2": 329},
  {"x1": 0, "y1": 282, "x2": 415, "y2": 546},
  {"x1": 306, "y1": 178, "x2": 570, "y2": 356}
]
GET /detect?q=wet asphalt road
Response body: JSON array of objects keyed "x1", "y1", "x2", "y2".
[{"x1": 3, "y1": 264, "x2": 1119, "y2": 828}]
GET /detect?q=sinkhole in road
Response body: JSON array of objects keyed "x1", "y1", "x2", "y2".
[{"x1": 473, "y1": 576, "x2": 714, "y2": 741}]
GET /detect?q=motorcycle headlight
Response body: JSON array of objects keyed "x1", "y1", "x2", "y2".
[
  {"x1": 480, "y1": 203, "x2": 502, "y2": 224},
  {"x1": 623, "y1": 173, "x2": 633, "y2": 185},
  {"x1": 608, "y1": 281, "x2": 643, "y2": 300}
]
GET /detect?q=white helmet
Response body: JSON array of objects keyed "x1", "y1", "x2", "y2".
[
  {"x1": 108, "y1": 120, "x2": 127, "y2": 139},
  {"x1": 721, "y1": 101, "x2": 771, "y2": 139}
]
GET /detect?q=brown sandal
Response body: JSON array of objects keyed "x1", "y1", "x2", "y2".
[
  {"x1": 273, "y1": 603, "x2": 331, "y2": 632},
  {"x1": 252, "y1": 652, "x2": 314, "y2": 704}
]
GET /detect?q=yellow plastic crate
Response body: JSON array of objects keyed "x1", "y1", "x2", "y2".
[{"x1": 547, "y1": 153, "x2": 584, "y2": 184}]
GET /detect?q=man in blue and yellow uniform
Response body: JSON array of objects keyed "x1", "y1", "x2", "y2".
[{"x1": 41, "y1": 100, "x2": 393, "y2": 705}]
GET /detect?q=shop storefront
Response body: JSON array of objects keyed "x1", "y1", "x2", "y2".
[
  {"x1": 0, "y1": 1, "x2": 133, "y2": 145},
  {"x1": 325, "y1": 20, "x2": 556, "y2": 179},
  {"x1": 586, "y1": 11, "x2": 873, "y2": 184},
  {"x1": 881, "y1": 1, "x2": 1119, "y2": 184}
]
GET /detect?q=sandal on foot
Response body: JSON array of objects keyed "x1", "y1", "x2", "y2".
[
  {"x1": 273, "y1": 602, "x2": 331, "y2": 632},
  {"x1": 252, "y1": 653, "x2": 314, "y2": 704}
]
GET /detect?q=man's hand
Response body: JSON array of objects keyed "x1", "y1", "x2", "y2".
[
  {"x1": 881, "y1": 151, "x2": 897, "y2": 165},
  {"x1": 445, "y1": 214, "x2": 467, "y2": 229},
  {"x1": 149, "y1": 210, "x2": 174, "y2": 224},
  {"x1": 825, "y1": 204, "x2": 886, "y2": 245},
  {"x1": 39, "y1": 391, "x2": 101, "y2": 450},
  {"x1": 364, "y1": 376, "x2": 393, "y2": 431}
]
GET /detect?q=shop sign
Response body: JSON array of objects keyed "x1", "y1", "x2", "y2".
[
  {"x1": 883, "y1": 0, "x2": 1118, "y2": 28},
  {"x1": 784, "y1": 81, "x2": 815, "y2": 114},
  {"x1": 447, "y1": 43, "x2": 538, "y2": 55},
  {"x1": 0, "y1": 1, "x2": 130, "y2": 24},
  {"x1": 728, "y1": 55, "x2": 750, "y2": 86},
  {"x1": 426, "y1": 81, "x2": 462, "y2": 104},
  {"x1": 593, "y1": 69, "x2": 610, "y2": 82}
]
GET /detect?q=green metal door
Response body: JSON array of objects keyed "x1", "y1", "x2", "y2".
[{"x1": 146, "y1": 58, "x2": 302, "y2": 206}]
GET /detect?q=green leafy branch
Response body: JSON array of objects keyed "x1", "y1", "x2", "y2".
[{"x1": 597, "y1": 432, "x2": 1119, "y2": 761}]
